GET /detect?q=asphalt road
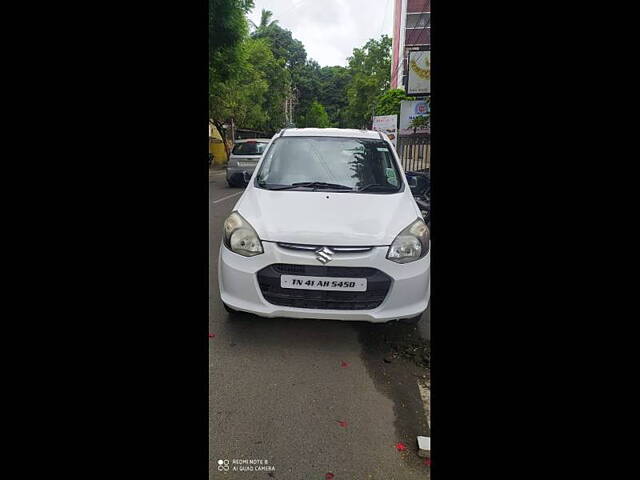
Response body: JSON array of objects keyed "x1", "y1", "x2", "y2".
[{"x1": 209, "y1": 169, "x2": 431, "y2": 479}]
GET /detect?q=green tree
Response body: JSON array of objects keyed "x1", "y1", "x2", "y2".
[
  {"x1": 252, "y1": 22, "x2": 307, "y2": 70},
  {"x1": 210, "y1": 38, "x2": 277, "y2": 154},
  {"x1": 210, "y1": 2, "x2": 294, "y2": 154},
  {"x1": 343, "y1": 35, "x2": 392, "y2": 128},
  {"x1": 210, "y1": 0, "x2": 256, "y2": 155},
  {"x1": 261, "y1": 54, "x2": 291, "y2": 133},
  {"x1": 251, "y1": 21, "x2": 321, "y2": 125},
  {"x1": 293, "y1": 60, "x2": 322, "y2": 125},
  {"x1": 301, "y1": 101, "x2": 331, "y2": 128},
  {"x1": 209, "y1": 0, "x2": 255, "y2": 84},
  {"x1": 375, "y1": 89, "x2": 411, "y2": 117},
  {"x1": 317, "y1": 66, "x2": 352, "y2": 127},
  {"x1": 249, "y1": 9, "x2": 278, "y2": 34}
]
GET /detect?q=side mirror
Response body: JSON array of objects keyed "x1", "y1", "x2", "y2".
[{"x1": 242, "y1": 171, "x2": 252, "y2": 183}]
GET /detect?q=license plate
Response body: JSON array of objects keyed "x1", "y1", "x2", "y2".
[
  {"x1": 237, "y1": 161, "x2": 256, "y2": 167},
  {"x1": 280, "y1": 275, "x2": 367, "y2": 292}
]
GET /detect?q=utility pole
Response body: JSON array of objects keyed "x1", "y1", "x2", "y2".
[
  {"x1": 284, "y1": 88, "x2": 290, "y2": 125},
  {"x1": 291, "y1": 86, "x2": 298, "y2": 127}
]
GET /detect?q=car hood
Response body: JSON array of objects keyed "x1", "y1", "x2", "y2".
[{"x1": 235, "y1": 187, "x2": 420, "y2": 246}]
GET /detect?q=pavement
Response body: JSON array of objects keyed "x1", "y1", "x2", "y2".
[{"x1": 209, "y1": 171, "x2": 431, "y2": 479}]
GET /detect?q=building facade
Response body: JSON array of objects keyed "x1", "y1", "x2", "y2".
[{"x1": 390, "y1": 0, "x2": 431, "y2": 91}]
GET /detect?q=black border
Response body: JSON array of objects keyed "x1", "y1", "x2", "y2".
[{"x1": 31, "y1": 2, "x2": 211, "y2": 477}]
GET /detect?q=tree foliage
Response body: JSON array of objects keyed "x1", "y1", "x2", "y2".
[
  {"x1": 375, "y1": 89, "x2": 411, "y2": 118},
  {"x1": 209, "y1": 1, "x2": 290, "y2": 137},
  {"x1": 210, "y1": 7, "x2": 395, "y2": 139},
  {"x1": 210, "y1": 38, "x2": 289, "y2": 132},
  {"x1": 252, "y1": 22, "x2": 307, "y2": 70},
  {"x1": 250, "y1": 9, "x2": 278, "y2": 33},
  {"x1": 300, "y1": 101, "x2": 331, "y2": 128},
  {"x1": 317, "y1": 66, "x2": 352, "y2": 127},
  {"x1": 344, "y1": 35, "x2": 392, "y2": 128},
  {"x1": 209, "y1": 0, "x2": 254, "y2": 84}
]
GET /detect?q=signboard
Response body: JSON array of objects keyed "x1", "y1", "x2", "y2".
[
  {"x1": 399, "y1": 100, "x2": 430, "y2": 135},
  {"x1": 372, "y1": 115, "x2": 398, "y2": 147},
  {"x1": 407, "y1": 51, "x2": 431, "y2": 95}
]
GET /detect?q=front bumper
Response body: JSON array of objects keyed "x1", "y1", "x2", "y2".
[{"x1": 218, "y1": 241, "x2": 430, "y2": 323}]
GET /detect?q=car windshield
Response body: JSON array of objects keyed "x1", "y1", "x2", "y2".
[
  {"x1": 255, "y1": 137, "x2": 403, "y2": 193},
  {"x1": 232, "y1": 142, "x2": 268, "y2": 155}
]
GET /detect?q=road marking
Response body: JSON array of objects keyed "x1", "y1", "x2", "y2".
[
  {"x1": 209, "y1": 171, "x2": 226, "y2": 176},
  {"x1": 212, "y1": 191, "x2": 243, "y2": 204},
  {"x1": 418, "y1": 379, "x2": 430, "y2": 429}
]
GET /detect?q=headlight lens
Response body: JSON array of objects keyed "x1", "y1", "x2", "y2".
[
  {"x1": 223, "y1": 212, "x2": 263, "y2": 257},
  {"x1": 387, "y1": 218, "x2": 430, "y2": 264}
]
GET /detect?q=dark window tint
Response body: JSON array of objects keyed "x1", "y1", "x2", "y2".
[{"x1": 232, "y1": 142, "x2": 268, "y2": 155}]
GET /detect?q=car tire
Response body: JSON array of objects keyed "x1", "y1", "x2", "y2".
[{"x1": 400, "y1": 313, "x2": 424, "y2": 324}]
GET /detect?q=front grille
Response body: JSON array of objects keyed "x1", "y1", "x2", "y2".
[
  {"x1": 277, "y1": 243, "x2": 373, "y2": 253},
  {"x1": 257, "y1": 264, "x2": 392, "y2": 310}
]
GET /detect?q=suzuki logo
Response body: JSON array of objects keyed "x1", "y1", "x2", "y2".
[{"x1": 315, "y1": 247, "x2": 334, "y2": 264}]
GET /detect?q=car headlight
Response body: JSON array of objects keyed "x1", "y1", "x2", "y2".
[
  {"x1": 223, "y1": 212, "x2": 263, "y2": 257},
  {"x1": 387, "y1": 218, "x2": 430, "y2": 264}
]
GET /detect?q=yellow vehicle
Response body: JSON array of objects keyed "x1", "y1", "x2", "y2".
[{"x1": 209, "y1": 122, "x2": 228, "y2": 165}]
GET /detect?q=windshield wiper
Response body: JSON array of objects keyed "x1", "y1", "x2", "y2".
[
  {"x1": 356, "y1": 183, "x2": 400, "y2": 192},
  {"x1": 291, "y1": 182, "x2": 353, "y2": 190},
  {"x1": 264, "y1": 181, "x2": 353, "y2": 191},
  {"x1": 256, "y1": 180, "x2": 296, "y2": 190},
  {"x1": 260, "y1": 183, "x2": 299, "y2": 190}
]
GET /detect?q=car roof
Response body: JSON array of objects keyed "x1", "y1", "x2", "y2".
[
  {"x1": 234, "y1": 138, "x2": 272, "y2": 143},
  {"x1": 280, "y1": 128, "x2": 382, "y2": 140}
]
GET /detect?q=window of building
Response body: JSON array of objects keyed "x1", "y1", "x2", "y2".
[
  {"x1": 406, "y1": 13, "x2": 430, "y2": 29},
  {"x1": 407, "y1": 0, "x2": 430, "y2": 13},
  {"x1": 405, "y1": 28, "x2": 430, "y2": 46}
]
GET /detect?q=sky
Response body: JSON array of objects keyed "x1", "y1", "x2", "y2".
[{"x1": 246, "y1": 0, "x2": 395, "y2": 67}]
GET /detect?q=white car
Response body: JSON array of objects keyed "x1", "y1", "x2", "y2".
[{"x1": 218, "y1": 128, "x2": 430, "y2": 323}]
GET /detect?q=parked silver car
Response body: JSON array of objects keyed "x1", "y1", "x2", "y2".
[{"x1": 226, "y1": 138, "x2": 271, "y2": 187}]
